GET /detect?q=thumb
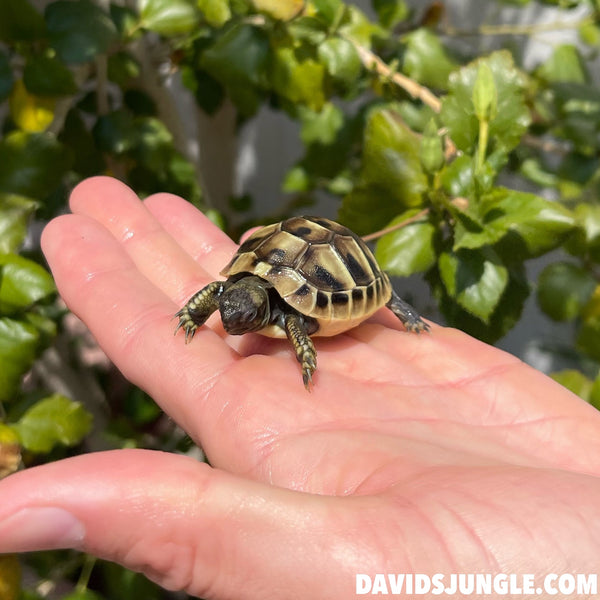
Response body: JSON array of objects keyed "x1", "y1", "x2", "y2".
[{"x1": 0, "y1": 449, "x2": 364, "y2": 599}]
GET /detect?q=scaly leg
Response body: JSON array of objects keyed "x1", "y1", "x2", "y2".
[
  {"x1": 174, "y1": 281, "x2": 224, "y2": 343},
  {"x1": 284, "y1": 312, "x2": 317, "y2": 391},
  {"x1": 386, "y1": 290, "x2": 429, "y2": 333}
]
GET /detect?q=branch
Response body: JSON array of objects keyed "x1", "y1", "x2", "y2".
[
  {"x1": 362, "y1": 197, "x2": 469, "y2": 242},
  {"x1": 362, "y1": 208, "x2": 429, "y2": 242},
  {"x1": 349, "y1": 40, "x2": 442, "y2": 113},
  {"x1": 442, "y1": 15, "x2": 593, "y2": 37}
]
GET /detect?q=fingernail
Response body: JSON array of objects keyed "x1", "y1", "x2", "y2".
[{"x1": 0, "y1": 507, "x2": 85, "y2": 552}]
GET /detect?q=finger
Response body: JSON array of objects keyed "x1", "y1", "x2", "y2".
[
  {"x1": 68, "y1": 176, "x2": 224, "y2": 305},
  {"x1": 0, "y1": 450, "x2": 362, "y2": 599},
  {"x1": 41, "y1": 214, "x2": 237, "y2": 433},
  {"x1": 143, "y1": 192, "x2": 237, "y2": 277}
]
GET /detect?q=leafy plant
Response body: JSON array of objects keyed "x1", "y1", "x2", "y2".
[{"x1": 1, "y1": 0, "x2": 600, "y2": 598}]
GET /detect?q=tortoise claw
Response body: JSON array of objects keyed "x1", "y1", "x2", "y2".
[
  {"x1": 284, "y1": 313, "x2": 318, "y2": 392},
  {"x1": 302, "y1": 353, "x2": 317, "y2": 391},
  {"x1": 387, "y1": 290, "x2": 429, "y2": 334},
  {"x1": 174, "y1": 308, "x2": 199, "y2": 343},
  {"x1": 174, "y1": 282, "x2": 223, "y2": 344}
]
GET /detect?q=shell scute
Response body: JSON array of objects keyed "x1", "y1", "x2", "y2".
[
  {"x1": 332, "y1": 235, "x2": 378, "y2": 286},
  {"x1": 235, "y1": 222, "x2": 279, "y2": 254},
  {"x1": 282, "y1": 217, "x2": 333, "y2": 243}
]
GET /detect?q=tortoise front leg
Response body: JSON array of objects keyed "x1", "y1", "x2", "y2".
[
  {"x1": 175, "y1": 281, "x2": 224, "y2": 343},
  {"x1": 284, "y1": 313, "x2": 317, "y2": 391},
  {"x1": 386, "y1": 290, "x2": 429, "y2": 333}
]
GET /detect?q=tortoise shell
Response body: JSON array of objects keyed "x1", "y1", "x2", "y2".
[{"x1": 220, "y1": 216, "x2": 393, "y2": 337}]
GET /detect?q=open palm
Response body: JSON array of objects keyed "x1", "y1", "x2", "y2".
[{"x1": 1, "y1": 176, "x2": 600, "y2": 599}]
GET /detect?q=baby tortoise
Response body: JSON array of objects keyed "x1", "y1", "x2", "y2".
[{"x1": 175, "y1": 216, "x2": 429, "y2": 390}]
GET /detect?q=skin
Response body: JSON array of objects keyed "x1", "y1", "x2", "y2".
[{"x1": 1, "y1": 176, "x2": 600, "y2": 599}]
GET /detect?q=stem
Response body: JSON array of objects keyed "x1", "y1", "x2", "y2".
[
  {"x1": 476, "y1": 118, "x2": 489, "y2": 174},
  {"x1": 443, "y1": 16, "x2": 593, "y2": 37},
  {"x1": 349, "y1": 40, "x2": 442, "y2": 113},
  {"x1": 362, "y1": 198, "x2": 469, "y2": 243},
  {"x1": 362, "y1": 208, "x2": 429, "y2": 242},
  {"x1": 521, "y1": 134, "x2": 571, "y2": 156},
  {"x1": 76, "y1": 555, "x2": 96, "y2": 593}
]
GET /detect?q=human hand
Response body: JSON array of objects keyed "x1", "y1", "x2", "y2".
[{"x1": 1, "y1": 176, "x2": 600, "y2": 599}]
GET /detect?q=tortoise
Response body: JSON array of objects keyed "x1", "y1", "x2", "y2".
[{"x1": 175, "y1": 216, "x2": 429, "y2": 390}]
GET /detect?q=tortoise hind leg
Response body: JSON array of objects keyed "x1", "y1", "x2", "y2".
[
  {"x1": 175, "y1": 281, "x2": 224, "y2": 342},
  {"x1": 284, "y1": 313, "x2": 317, "y2": 391},
  {"x1": 386, "y1": 290, "x2": 429, "y2": 333}
]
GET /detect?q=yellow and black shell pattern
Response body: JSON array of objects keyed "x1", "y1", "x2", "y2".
[{"x1": 220, "y1": 216, "x2": 393, "y2": 337}]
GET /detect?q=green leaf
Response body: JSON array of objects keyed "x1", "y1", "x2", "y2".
[
  {"x1": 456, "y1": 188, "x2": 574, "y2": 255},
  {"x1": 338, "y1": 5, "x2": 382, "y2": 47},
  {"x1": 340, "y1": 106, "x2": 427, "y2": 234},
  {"x1": 550, "y1": 82, "x2": 600, "y2": 153},
  {"x1": 0, "y1": 254, "x2": 56, "y2": 313},
  {"x1": 23, "y1": 54, "x2": 77, "y2": 96},
  {"x1": 24, "y1": 312, "x2": 57, "y2": 345},
  {"x1": 204, "y1": 208, "x2": 226, "y2": 231},
  {"x1": 299, "y1": 103, "x2": 344, "y2": 145},
  {"x1": 431, "y1": 261, "x2": 529, "y2": 343},
  {"x1": 92, "y1": 110, "x2": 138, "y2": 154},
  {"x1": 0, "y1": 131, "x2": 71, "y2": 198},
  {"x1": 107, "y1": 51, "x2": 141, "y2": 86},
  {"x1": 270, "y1": 45, "x2": 326, "y2": 111},
  {"x1": 201, "y1": 23, "x2": 269, "y2": 115},
  {"x1": 198, "y1": 0, "x2": 231, "y2": 27},
  {"x1": 438, "y1": 247, "x2": 508, "y2": 323},
  {"x1": 317, "y1": 37, "x2": 362, "y2": 87},
  {"x1": 440, "y1": 154, "x2": 476, "y2": 198},
  {"x1": 537, "y1": 262, "x2": 596, "y2": 321},
  {"x1": 577, "y1": 316, "x2": 600, "y2": 362},
  {"x1": 110, "y1": 4, "x2": 140, "y2": 39},
  {"x1": 375, "y1": 210, "x2": 437, "y2": 276},
  {"x1": 0, "y1": 194, "x2": 37, "y2": 253},
  {"x1": 362, "y1": 109, "x2": 426, "y2": 191},
  {"x1": 440, "y1": 51, "x2": 530, "y2": 155},
  {"x1": 139, "y1": 0, "x2": 200, "y2": 35},
  {"x1": 286, "y1": 15, "x2": 328, "y2": 44},
  {"x1": 0, "y1": 0, "x2": 45, "y2": 42},
  {"x1": 282, "y1": 164, "x2": 311, "y2": 192},
  {"x1": 187, "y1": 67, "x2": 225, "y2": 115},
  {"x1": 0, "y1": 50, "x2": 14, "y2": 103},
  {"x1": 419, "y1": 119, "x2": 444, "y2": 174},
  {"x1": 252, "y1": 0, "x2": 304, "y2": 20},
  {"x1": 590, "y1": 374, "x2": 600, "y2": 410},
  {"x1": 472, "y1": 62, "x2": 498, "y2": 122},
  {"x1": 403, "y1": 29, "x2": 457, "y2": 90},
  {"x1": 579, "y1": 20, "x2": 600, "y2": 47},
  {"x1": 59, "y1": 109, "x2": 105, "y2": 177},
  {"x1": 519, "y1": 157, "x2": 559, "y2": 188},
  {"x1": 45, "y1": 0, "x2": 118, "y2": 64},
  {"x1": 0, "y1": 555, "x2": 21, "y2": 600},
  {"x1": 60, "y1": 589, "x2": 104, "y2": 600},
  {"x1": 11, "y1": 394, "x2": 92, "y2": 453},
  {"x1": 131, "y1": 117, "x2": 174, "y2": 171},
  {"x1": 568, "y1": 203, "x2": 600, "y2": 261},
  {"x1": 551, "y1": 369, "x2": 593, "y2": 400},
  {"x1": 372, "y1": 0, "x2": 409, "y2": 29},
  {"x1": 124, "y1": 89, "x2": 157, "y2": 116},
  {"x1": 312, "y1": 0, "x2": 342, "y2": 25},
  {"x1": 536, "y1": 44, "x2": 588, "y2": 84},
  {"x1": 0, "y1": 317, "x2": 38, "y2": 402}
]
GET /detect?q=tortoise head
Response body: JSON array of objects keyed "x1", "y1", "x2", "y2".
[{"x1": 219, "y1": 275, "x2": 271, "y2": 335}]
